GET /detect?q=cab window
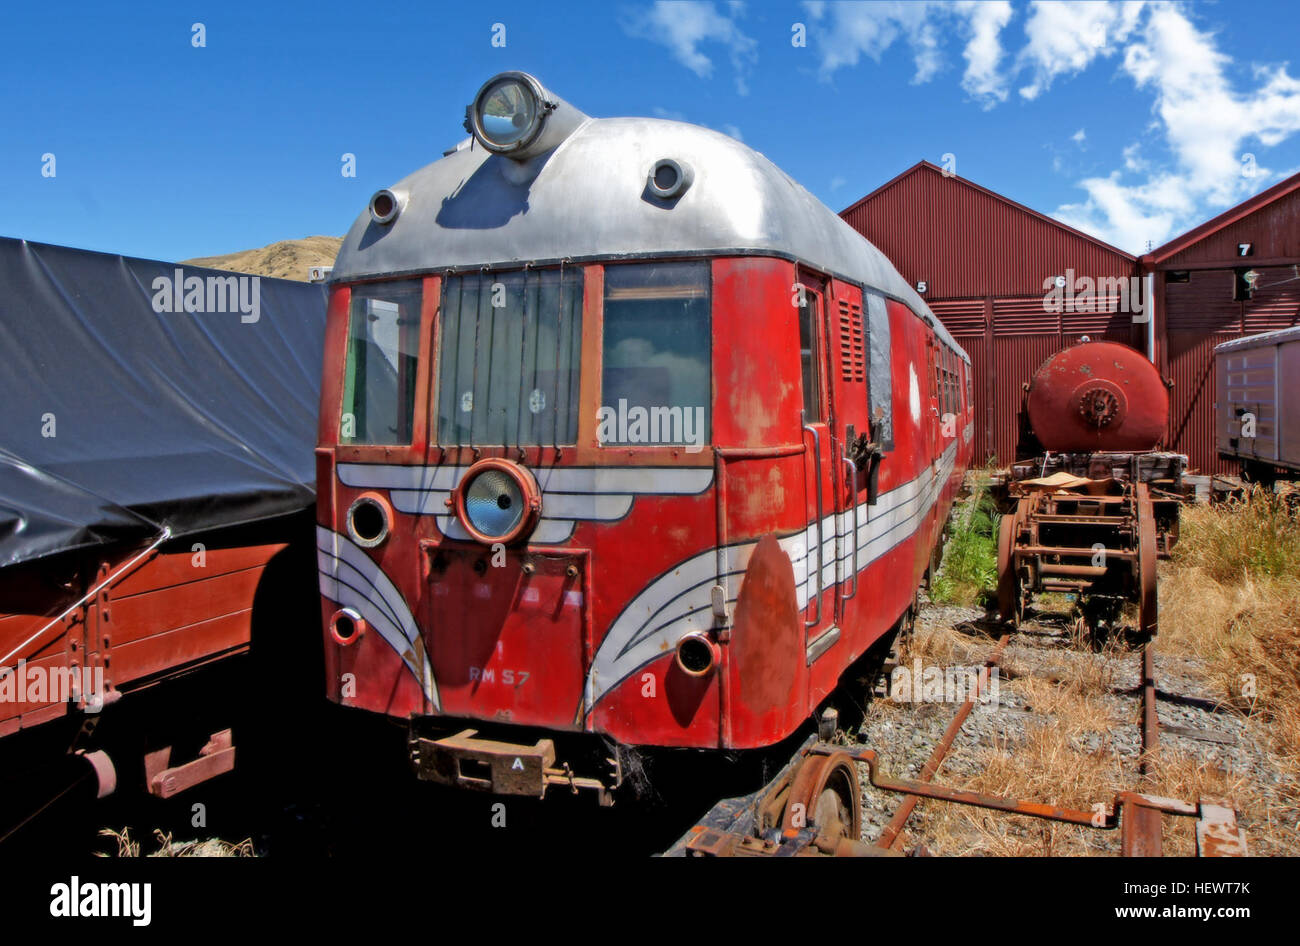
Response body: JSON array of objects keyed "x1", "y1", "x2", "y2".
[{"x1": 341, "y1": 280, "x2": 423, "y2": 445}]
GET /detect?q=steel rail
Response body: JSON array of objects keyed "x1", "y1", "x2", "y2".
[{"x1": 875, "y1": 630, "x2": 1012, "y2": 850}]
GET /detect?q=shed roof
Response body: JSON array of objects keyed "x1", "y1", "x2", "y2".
[
  {"x1": 840, "y1": 160, "x2": 1137, "y2": 263},
  {"x1": 1143, "y1": 170, "x2": 1300, "y2": 266}
]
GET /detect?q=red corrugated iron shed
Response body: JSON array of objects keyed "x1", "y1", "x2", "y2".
[
  {"x1": 841, "y1": 161, "x2": 1140, "y2": 464},
  {"x1": 1142, "y1": 170, "x2": 1300, "y2": 474}
]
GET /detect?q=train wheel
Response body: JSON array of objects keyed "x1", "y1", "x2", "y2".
[
  {"x1": 1136, "y1": 484, "x2": 1158, "y2": 636},
  {"x1": 997, "y1": 509, "x2": 1020, "y2": 626},
  {"x1": 782, "y1": 752, "x2": 862, "y2": 846}
]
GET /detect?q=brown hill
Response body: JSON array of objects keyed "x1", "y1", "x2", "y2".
[{"x1": 181, "y1": 236, "x2": 343, "y2": 281}]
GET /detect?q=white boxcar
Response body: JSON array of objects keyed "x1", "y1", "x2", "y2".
[{"x1": 1215, "y1": 325, "x2": 1300, "y2": 476}]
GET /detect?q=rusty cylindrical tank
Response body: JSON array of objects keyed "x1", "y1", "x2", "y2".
[{"x1": 1025, "y1": 340, "x2": 1168, "y2": 452}]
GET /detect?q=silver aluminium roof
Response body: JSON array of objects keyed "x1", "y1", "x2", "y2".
[{"x1": 332, "y1": 114, "x2": 968, "y2": 361}]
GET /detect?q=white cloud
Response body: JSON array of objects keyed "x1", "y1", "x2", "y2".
[
  {"x1": 802, "y1": 0, "x2": 948, "y2": 83},
  {"x1": 801, "y1": 1, "x2": 1016, "y2": 106},
  {"x1": 1017, "y1": 0, "x2": 1145, "y2": 100},
  {"x1": 624, "y1": 1, "x2": 758, "y2": 95},
  {"x1": 955, "y1": 0, "x2": 1014, "y2": 107},
  {"x1": 831, "y1": 175, "x2": 847, "y2": 190},
  {"x1": 627, "y1": 0, "x2": 1300, "y2": 255},
  {"x1": 1054, "y1": 2, "x2": 1300, "y2": 251}
]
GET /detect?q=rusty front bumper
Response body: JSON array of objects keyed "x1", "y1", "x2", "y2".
[{"x1": 410, "y1": 728, "x2": 618, "y2": 804}]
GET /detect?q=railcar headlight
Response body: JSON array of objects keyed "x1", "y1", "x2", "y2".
[
  {"x1": 453, "y1": 458, "x2": 541, "y2": 545},
  {"x1": 466, "y1": 72, "x2": 549, "y2": 154}
]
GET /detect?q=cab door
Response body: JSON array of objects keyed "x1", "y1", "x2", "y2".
[
  {"x1": 795, "y1": 270, "x2": 837, "y2": 659},
  {"x1": 925, "y1": 331, "x2": 941, "y2": 472}
]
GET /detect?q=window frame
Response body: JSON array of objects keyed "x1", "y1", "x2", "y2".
[
  {"x1": 795, "y1": 269, "x2": 830, "y2": 428},
  {"x1": 332, "y1": 275, "x2": 438, "y2": 465},
  {"x1": 596, "y1": 258, "x2": 715, "y2": 452}
]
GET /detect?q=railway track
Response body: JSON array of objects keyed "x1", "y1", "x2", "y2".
[{"x1": 666, "y1": 602, "x2": 1249, "y2": 857}]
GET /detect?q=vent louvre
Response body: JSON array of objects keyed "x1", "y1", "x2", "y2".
[
  {"x1": 928, "y1": 298, "x2": 985, "y2": 337},
  {"x1": 838, "y1": 298, "x2": 865, "y2": 382}
]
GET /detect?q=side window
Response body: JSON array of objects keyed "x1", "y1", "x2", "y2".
[
  {"x1": 945, "y1": 350, "x2": 955, "y2": 418},
  {"x1": 341, "y1": 280, "x2": 423, "y2": 445},
  {"x1": 865, "y1": 292, "x2": 893, "y2": 450},
  {"x1": 932, "y1": 343, "x2": 942, "y2": 405},
  {"x1": 797, "y1": 283, "x2": 824, "y2": 423},
  {"x1": 601, "y1": 261, "x2": 711, "y2": 446},
  {"x1": 941, "y1": 348, "x2": 950, "y2": 418}
]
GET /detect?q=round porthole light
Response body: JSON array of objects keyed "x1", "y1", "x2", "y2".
[
  {"x1": 347, "y1": 493, "x2": 392, "y2": 548},
  {"x1": 648, "y1": 158, "x2": 692, "y2": 199},
  {"x1": 453, "y1": 458, "x2": 541, "y2": 545},
  {"x1": 369, "y1": 188, "x2": 402, "y2": 225},
  {"x1": 330, "y1": 608, "x2": 366, "y2": 646},
  {"x1": 467, "y1": 72, "x2": 550, "y2": 154}
]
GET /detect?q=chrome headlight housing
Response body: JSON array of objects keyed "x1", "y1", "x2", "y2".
[
  {"x1": 466, "y1": 72, "x2": 551, "y2": 155},
  {"x1": 453, "y1": 458, "x2": 541, "y2": 545}
]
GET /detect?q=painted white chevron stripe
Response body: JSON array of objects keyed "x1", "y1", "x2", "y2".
[
  {"x1": 585, "y1": 441, "x2": 959, "y2": 712},
  {"x1": 316, "y1": 526, "x2": 439, "y2": 710},
  {"x1": 337, "y1": 462, "x2": 713, "y2": 543}
]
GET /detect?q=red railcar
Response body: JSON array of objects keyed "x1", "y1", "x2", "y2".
[
  {"x1": 316, "y1": 73, "x2": 973, "y2": 799},
  {"x1": 0, "y1": 239, "x2": 325, "y2": 811}
]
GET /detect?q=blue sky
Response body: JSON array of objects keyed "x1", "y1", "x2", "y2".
[{"x1": 3, "y1": 1, "x2": 1298, "y2": 262}]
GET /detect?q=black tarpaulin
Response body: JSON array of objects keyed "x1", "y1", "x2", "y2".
[{"x1": 0, "y1": 237, "x2": 327, "y2": 569}]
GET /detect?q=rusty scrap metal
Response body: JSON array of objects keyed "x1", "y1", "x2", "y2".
[{"x1": 875, "y1": 631, "x2": 1012, "y2": 850}]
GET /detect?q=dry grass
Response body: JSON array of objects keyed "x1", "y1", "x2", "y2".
[
  {"x1": 900, "y1": 620, "x2": 982, "y2": 667},
  {"x1": 916, "y1": 724, "x2": 1249, "y2": 856},
  {"x1": 97, "y1": 827, "x2": 255, "y2": 857},
  {"x1": 181, "y1": 235, "x2": 342, "y2": 282},
  {"x1": 1006, "y1": 672, "x2": 1119, "y2": 736},
  {"x1": 922, "y1": 722, "x2": 1124, "y2": 856},
  {"x1": 1160, "y1": 492, "x2": 1300, "y2": 775},
  {"x1": 871, "y1": 488, "x2": 1300, "y2": 855}
]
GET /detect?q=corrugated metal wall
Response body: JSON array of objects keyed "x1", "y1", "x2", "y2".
[
  {"x1": 1159, "y1": 187, "x2": 1300, "y2": 268},
  {"x1": 840, "y1": 163, "x2": 1138, "y2": 299},
  {"x1": 843, "y1": 164, "x2": 1300, "y2": 475},
  {"x1": 841, "y1": 163, "x2": 1138, "y2": 464}
]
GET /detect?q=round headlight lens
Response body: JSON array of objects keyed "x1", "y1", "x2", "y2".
[
  {"x1": 477, "y1": 77, "x2": 538, "y2": 148},
  {"x1": 464, "y1": 468, "x2": 525, "y2": 539}
]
